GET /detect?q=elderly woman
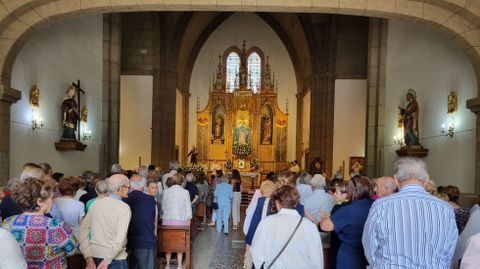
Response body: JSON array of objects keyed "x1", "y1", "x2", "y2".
[
  {"x1": 54, "y1": 176, "x2": 85, "y2": 239},
  {"x1": 161, "y1": 173, "x2": 192, "y2": 269},
  {"x1": 214, "y1": 175, "x2": 233, "y2": 234},
  {"x1": 245, "y1": 172, "x2": 308, "y2": 247},
  {"x1": 1, "y1": 178, "x2": 77, "y2": 269},
  {"x1": 319, "y1": 176, "x2": 373, "y2": 269},
  {"x1": 250, "y1": 185, "x2": 323, "y2": 268}
]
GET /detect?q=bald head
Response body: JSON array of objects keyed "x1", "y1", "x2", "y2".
[
  {"x1": 107, "y1": 174, "x2": 130, "y2": 197},
  {"x1": 374, "y1": 176, "x2": 397, "y2": 198}
]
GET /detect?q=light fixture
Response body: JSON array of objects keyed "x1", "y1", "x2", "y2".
[
  {"x1": 441, "y1": 122, "x2": 455, "y2": 138},
  {"x1": 82, "y1": 129, "x2": 92, "y2": 141},
  {"x1": 31, "y1": 110, "x2": 44, "y2": 130},
  {"x1": 393, "y1": 134, "x2": 405, "y2": 147},
  {"x1": 80, "y1": 121, "x2": 92, "y2": 141}
]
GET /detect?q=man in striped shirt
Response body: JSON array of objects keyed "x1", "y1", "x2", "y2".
[{"x1": 362, "y1": 157, "x2": 458, "y2": 268}]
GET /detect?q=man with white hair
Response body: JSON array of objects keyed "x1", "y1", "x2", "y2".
[
  {"x1": 123, "y1": 171, "x2": 157, "y2": 269},
  {"x1": 362, "y1": 157, "x2": 458, "y2": 268},
  {"x1": 302, "y1": 174, "x2": 336, "y2": 222},
  {"x1": 80, "y1": 174, "x2": 132, "y2": 269},
  {"x1": 162, "y1": 160, "x2": 179, "y2": 189},
  {"x1": 373, "y1": 176, "x2": 398, "y2": 198}
]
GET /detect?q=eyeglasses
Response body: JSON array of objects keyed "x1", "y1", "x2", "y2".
[{"x1": 119, "y1": 184, "x2": 130, "y2": 191}]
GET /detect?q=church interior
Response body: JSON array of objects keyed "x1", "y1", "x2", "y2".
[{"x1": 1, "y1": 1, "x2": 480, "y2": 269}]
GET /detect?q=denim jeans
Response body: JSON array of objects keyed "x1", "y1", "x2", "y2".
[{"x1": 93, "y1": 258, "x2": 128, "y2": 269}]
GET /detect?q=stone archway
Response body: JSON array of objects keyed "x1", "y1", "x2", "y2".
[{"x1": 2, "y1": 0, "x2": 480, "y2": 190}]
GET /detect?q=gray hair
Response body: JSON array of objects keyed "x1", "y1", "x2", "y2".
[
  {"x1": 297, "y1": 172, "x2": 312, "y2": 185},
  {"x1": 7, "y1": 178, "x2": 22, "y2": 190},
  {"x1": 186, "y1": 173, "x2": 195, "y2": 182},
  {"x1": 107, "y1": 174, "x2": 129, "y2": 193},
  {"x1": 20, "y1": 167, "x2": 45, "y2": 182},
  {"x1": 394, "y1": 157, "x2": 429, "y2": 182},
  {"x1": 169, "y1": 160, "x2": 180, "y2": 171},
  {"x1": 111, "y1": 164, "x2": 122, "y2": 174},
  {"x1": 138, "y1": 166, "x2": 149, "y2": 178},
  {"x1": 95, "y1": 180, "x2": 108, "y2": 194},
  {"x1": 130, "y1": 177, "x2": 146, "y2": 190},
  {"x1": 310, "y1": 174, "x2": 326, "y2": 190},
  {"x1": 220, "y1": 175, "x2": 229, "y2": 183}
]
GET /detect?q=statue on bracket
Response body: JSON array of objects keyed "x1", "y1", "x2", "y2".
[
  {"x1": 61, "y1": 85, "x2": 80, "y2": 140},
  {"x1": 55, "y1": 80, "x2": 87, "y2": 151},
  {"x1": 396, "y1": 88, "x2": 428, "y2": 157},
  {"x1": 399, "y1": 88, "x2": 420, "y2": 146}
]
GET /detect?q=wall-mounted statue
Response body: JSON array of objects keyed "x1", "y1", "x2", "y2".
[
  {"x1": 448, "y1": 91, "x2": 457, "y2": 114},
  {"x1": 61, "y1": 85, "x2": 80, "y2": 140},
  {"x1": 396, "y1": 88, "x2": 428, "y2": 157},
  {"x1": 399, "y1": 89, "x2": 420, "y2": 146}
]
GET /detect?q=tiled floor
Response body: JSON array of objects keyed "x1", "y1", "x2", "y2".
[{"x1": 191, "y1": 226, "x2": 246, "y2": 269}]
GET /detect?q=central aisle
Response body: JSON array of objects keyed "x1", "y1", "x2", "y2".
[{"x1": 192, "y1": 227, "x2": 246, "y2": 269}]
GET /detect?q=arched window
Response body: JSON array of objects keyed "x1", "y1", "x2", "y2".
[
  {"x1": 226, "y1": 52, "x2": 240, "y2": 92},
  {"x1": 247, "y1": 52, "x2": 261, "y2": 93}
]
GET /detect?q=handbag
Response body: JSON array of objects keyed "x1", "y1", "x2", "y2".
[
  {"x1": 212, "y1": 202, "x2": 218, "y2": 209},
  {"x1": 260, "y1": 216, "x2": 303, "y2": 269}
]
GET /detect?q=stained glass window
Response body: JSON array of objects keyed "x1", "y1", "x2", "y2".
[
  {"x1": 247, "y1": 52, "x2": 261, "y2": 93},
  {"x1": 226, "y1": 52, "x2": 240, "y2": 92}
]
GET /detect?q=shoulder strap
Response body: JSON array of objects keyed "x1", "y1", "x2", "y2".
[{"x1": 267, "y1": 216, "x2": 303, "y2": 269}]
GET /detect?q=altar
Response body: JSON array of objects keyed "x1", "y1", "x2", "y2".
[{"x1": 196, "y1": 42, "x2": 289, "y2": 173}]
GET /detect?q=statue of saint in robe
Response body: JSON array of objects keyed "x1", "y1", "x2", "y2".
[
  {"x1": 399, "y1": 89, "x2": 420, "y2": 146},
  {"x1": 61, "y1": 85, "x2": 79, "y2": 140}
]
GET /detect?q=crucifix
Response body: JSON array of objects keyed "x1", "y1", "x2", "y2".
[{"x1": 72, "y1": 80, "x2": 85, "y2": 141}]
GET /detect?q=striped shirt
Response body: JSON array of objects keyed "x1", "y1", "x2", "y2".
[{"x1": 362, "y1": 184, "x2": 458, "y2": 269}]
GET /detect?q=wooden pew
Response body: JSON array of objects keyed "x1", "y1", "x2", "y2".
[
  {"x1": 157, "y1": 225, "x2": 191, "y2": 269},
  {"x1": 196, "y1": 201, "x2": 207, "y2": 231},
  {"x1": 323, "y1": 244, "x2": 330, "y2": 269}
]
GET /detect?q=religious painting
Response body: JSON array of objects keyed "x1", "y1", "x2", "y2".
[
  {"x1": 233, "y1": 103, "x2": 251, "y2": 146},
  {"x1": 260, "y1": 106, "x2": 273, "y2": 145},
  {"x1": 211, "y1": 105, "x2": 225, "y2": 144},
  {"x1": 349, "y1": 156, "x2": 365, "y2": 177},
  {"x1": 275, "y1": 126, "x2": 287, "y2": 161}
]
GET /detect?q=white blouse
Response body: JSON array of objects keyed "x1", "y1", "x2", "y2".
[
  {"x1": 161, "y1": 185, "x2": 192, "y2": 221},
  {"x1": 250, "y1": 208, "x2": 323, "y2": 269}
]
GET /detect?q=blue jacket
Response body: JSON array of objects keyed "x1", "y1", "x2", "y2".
[
  {"x1": 123, "y1": 190, "x2": 157, "y2": 249},
  {"x1": 214, "y1": 182, "x2": 233, "y2": 206}
]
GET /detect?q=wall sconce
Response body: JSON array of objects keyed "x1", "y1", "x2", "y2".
[
  {"x1": 441, "y1": 122, "x2": 455, "y2": 138},
  {"x1": 82, "y1": 128, "x2": 92, "y2": 141},
  {"x1": 393, "y1": 134, "x2": 405, "y2": 147},
  {"x1": 80, "y1": 120, "x2": 92, "y2": 141},
  {"x1": 31, "y1": 110, "x2": 44, "y2": 130}
]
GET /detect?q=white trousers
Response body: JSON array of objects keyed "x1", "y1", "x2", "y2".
[{"x1": 232, "y1": 192, "x2": 242, "y2": 226}]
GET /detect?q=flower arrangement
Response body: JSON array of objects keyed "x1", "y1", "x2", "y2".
[
  {"x1": 225, "y1": 160, "x2": 233, "y2": 171},
  {"x1": 250, "y1": 158, "x2": 259, "y2": 170},
  {"x1": 182, "y1": 162, "x2": 207, "y2": 175},
  {"x1": 232, "y1": 144, "x2": 251, "y2": 158}
]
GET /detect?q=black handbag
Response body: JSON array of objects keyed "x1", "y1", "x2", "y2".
[
  {"x1": 212, "y1": 202, "x2": 218, "y2": 209},
  {"x1": 260, "y1": 217, "x2": 303, "y2": 269}
]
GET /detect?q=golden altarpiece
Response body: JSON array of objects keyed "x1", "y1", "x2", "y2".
[{"x1": 196, "y1": 43, "x2": 288, "y2": 174}]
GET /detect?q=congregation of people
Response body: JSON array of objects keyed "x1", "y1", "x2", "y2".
[{"x1": 0, "y1": 157, "x2": 479, "y2": 269}]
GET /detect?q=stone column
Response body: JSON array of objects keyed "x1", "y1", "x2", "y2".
[
  {"x1": 100, "y1": 14, "x2": 121, "y2": 176},
  {"x1": 309, "y1": 72, "x2": 335, "y2": 177},
  {"x1": 0, "y1": 86, "x2": 21, "y2": 185},
  {"x1": 467, "y1": 97, "x2": 480, "y2": 194},
  {"x1": 365, "y1": 18, "x2": 388, "y2": 178},
  {"x1": 295, "y1": 92, "x2": 304, "y2": 167},
  {"x1": 182, "y1": 91, "x2": 190, "y2": 161}
]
